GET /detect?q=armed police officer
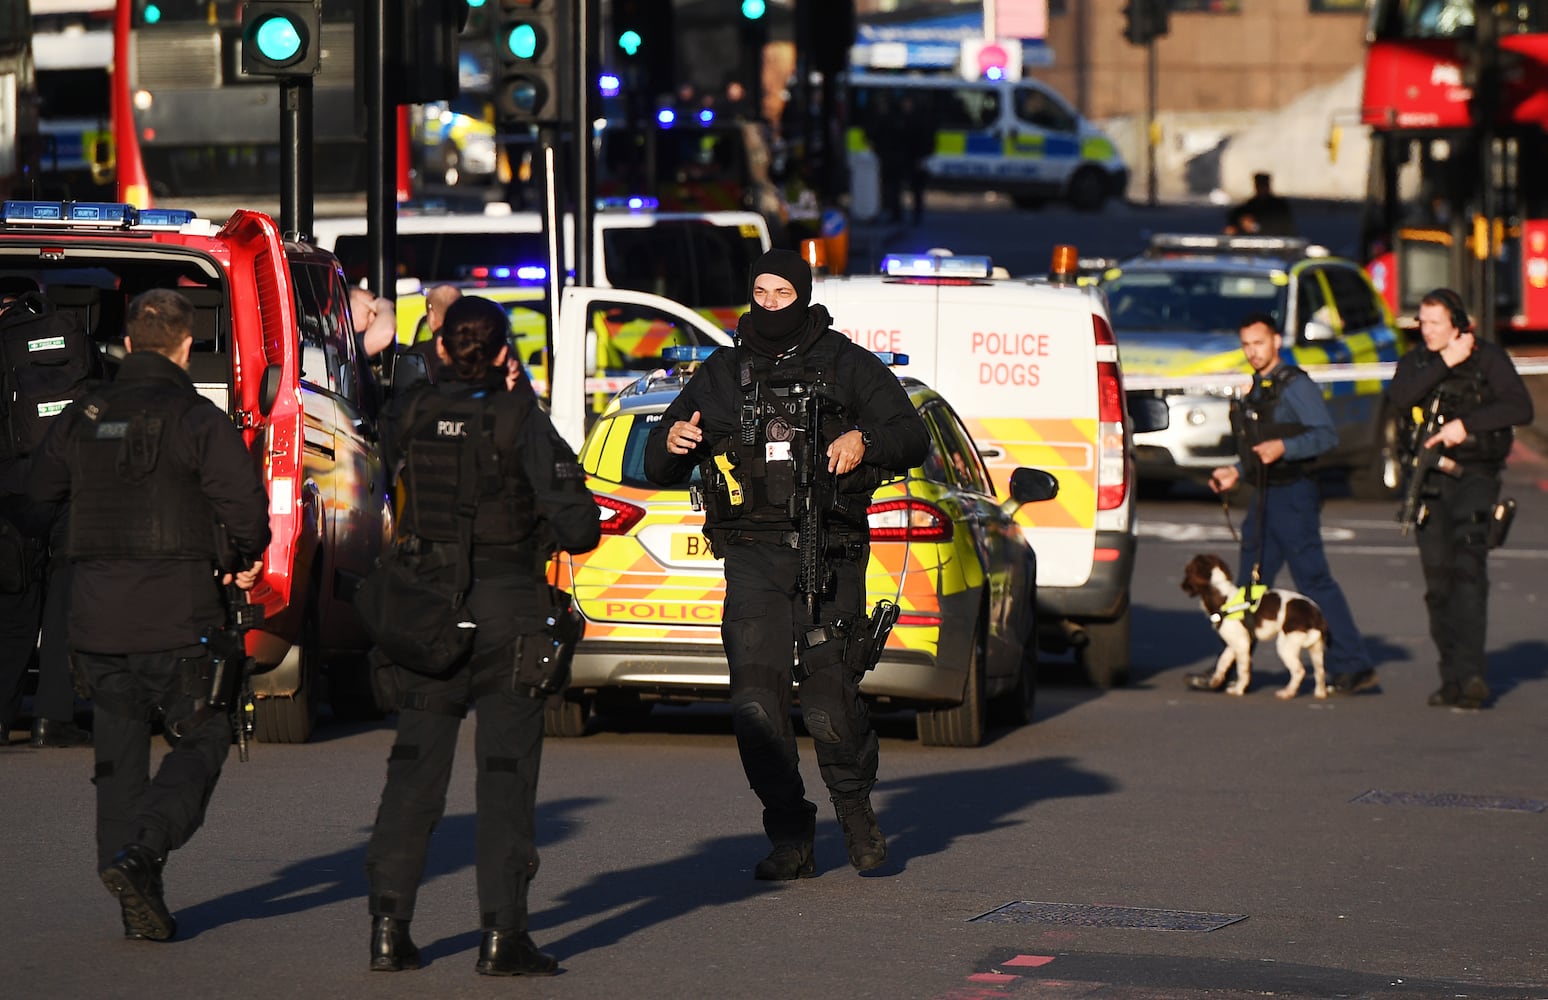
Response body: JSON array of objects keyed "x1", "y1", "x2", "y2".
[
  {"x1": 1387, "y1": 289, "x2": 1532, "y2": 709},
  {"x1": 362, "y1": 296, "x2": 600, "y2": 977},
  {"x1": 645, "y1": 250, "x2": 928, "y2": 880},
  {"x1": 1192, "y1": 313, "x2": 1377, "y2": 695},
  {"x1": 30, "y1": 289, "x2": 270, "y2": 941}
]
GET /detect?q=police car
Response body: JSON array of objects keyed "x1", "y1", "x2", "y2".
[
  {"x1": 0, "y1": 200, "x2": 390, "y2": 742},
  {"x1": 845, "y1": 73, "x2": 1129, "y2": 214},
  {"x1": 552, "y1": 249, "x2": 1168, "y2": 691},
  {"x1": 1103, "y1": 234, "x2": 1407, "y2": 497},
  {"x1": 548, "y1": 351, "x2": 1058, "y2": 747}
]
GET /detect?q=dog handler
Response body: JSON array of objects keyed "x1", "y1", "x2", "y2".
[{"x1": 1188, "y1": 313, "x2": 1377, "y2": 695}]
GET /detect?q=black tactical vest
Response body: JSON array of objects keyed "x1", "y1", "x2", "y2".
[
  {"x1": 1232, "y1": 364, "x2": 1315, "y2": 485},
  {"x1": 399, "y1": 384, "x2": 536, "y2": 547},
  {"x1": 67, "y1": 383, "x2": 218, "y2": 561},
  {"x1": 1423, "y1": 355, "x2": 1514, "y2": 465}
]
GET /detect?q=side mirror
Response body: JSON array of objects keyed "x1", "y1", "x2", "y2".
[
  {"x1": 257, "y1": 362, "x2": 283, "y2": 416},
  {"x1": 1128, "y1": 394, "x2": 1169, "y2": 434},
  {"x1": 1004, "y1": 467, "x2": 1060, "y2": 516},
  {"x1": 1302, "y1": 319, "x2": 1337, "y2": 342},
  {"x1": 392, "y1": 351, "x2": 429, "y2": 391}
]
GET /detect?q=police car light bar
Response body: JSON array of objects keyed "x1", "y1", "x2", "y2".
[
  {"x1": 2, "y1": 200, "x2": 198, "y2": 229},
  {"x1": 880, "y1": 253, "x2": 993, "y2": 279},
  {"x1": 597, "y1": 196, "x2": 660, "y2": 212},
  {"x1": 873, "y1": 352, "x2": 909, "y2": 366},
  {"x1": 1148, "y1": 233, "x2": 1327, "y2": 257},
  {"x1": 465, "y1": 264, "x2": 548, "y2": 282},
  {"x1": 661, "y1": 345, "x2": 719, "y2": 363}
]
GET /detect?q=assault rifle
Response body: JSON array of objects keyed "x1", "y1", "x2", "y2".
[
  {"x1": 1396, "y1": 395, "x2": 1450, "y2": 535},
  {"x1": 173, "y1": 583, "x2": 265, "y2": 762},
  {"x1": 792, "y1": 381, "x2": 833, "y2": 622}
]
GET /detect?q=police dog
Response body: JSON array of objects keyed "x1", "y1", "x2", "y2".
[{"x1": 1180, "y1": 554, "x2": 1329, "y2": 700}]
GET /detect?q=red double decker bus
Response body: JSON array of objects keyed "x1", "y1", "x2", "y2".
[{"x1": 1360, "y1": 0, "x2": 1548, "y2": 337}]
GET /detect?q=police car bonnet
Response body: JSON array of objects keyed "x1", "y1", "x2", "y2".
[{"x1": 740, "y1": 249, "x2": 813, "y2": 356}]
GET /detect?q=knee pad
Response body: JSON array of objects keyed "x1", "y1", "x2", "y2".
[
  {"x1": 733, "y1": 699, "x2": 780, "y2": 744},
  {"x1": 803, "y1": 707, "x2": 840, "y2": 744}
]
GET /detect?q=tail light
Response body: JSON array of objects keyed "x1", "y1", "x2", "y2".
[
  {"x1": 867, "y1": 498, "x2": 954, "y2": 542},
  {"x1": 259, "y1": 406, "x2": 304, "y2": 614},
  {"x1": 1093, "y1": 313, "x2": 1129, "y2": 511},
  {"x1": 595, "y1": 494, "x2": 646, "y2": 535}
]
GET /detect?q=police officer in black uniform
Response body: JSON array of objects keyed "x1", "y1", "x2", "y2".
[
  {"x1": 1387, "y1": 289, "x2": 1532, "y2": 709},
  {"x1": 363, "y1": 296, "x2": 600, "y2": 976},
  {"x1": 645, "y1": 250, "x2": 928, "y2": 880},
  {"x1": 30, "y1": 288, "x2": 271, "y2": 941}
]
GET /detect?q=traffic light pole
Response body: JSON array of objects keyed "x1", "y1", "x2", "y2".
[
  {"x1": 365, "y1": 0, "x2": 395, "y2": 310},
  {"x1": 574, "y1": 0, "x2": 593, "y2": 286},
  {"x1": 1146, "y1": 35, "x2": 1158, "y2": 207},
  {"x1": 279, "y1": 79, "x2": 313, "y2": 239}
]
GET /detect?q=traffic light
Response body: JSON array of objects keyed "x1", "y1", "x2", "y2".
[
  {"x1": 241, "y1": 0, "x2": 322, "y2": 78},
  {"x1": 1122, "y1": 0, "x2": 1170, "y2": 46},
  {"x1": 491, "y1": 0, "x2": 573, "y2": 126},
  {"x1": 740, "y1": 0, "x2": 766, "y2": 18},
  {"x1": 613, "y1": 0, "x2": 675, "y2": 102}
]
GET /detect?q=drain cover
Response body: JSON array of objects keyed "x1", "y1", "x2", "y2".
[
  {"x1": 1351, "y1": 789, "x2": 1547, "y2": 812},
  {"x1": 969, "y1": 901, "x2": 1247, "y2": 932}
]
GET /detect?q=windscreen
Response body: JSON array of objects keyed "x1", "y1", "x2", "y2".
[
  {"x1": 333, "y1": 232, "x2": 549, "y2": 285},
  {"x1": 1103, "y1": 270, "x2": 1285, "y2": 333}
]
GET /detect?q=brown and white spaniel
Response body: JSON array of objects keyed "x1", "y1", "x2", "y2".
[{"x1": 1179, "y1": 554, "x2": 1329, "y2": 700}]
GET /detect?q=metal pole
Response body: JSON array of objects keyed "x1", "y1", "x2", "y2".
[
  {"x1": 279, "y1": 80, "x2": 313, "y2": 237},
  {"x1": 1146, "y1": 35, "x2": 1158, "y2": 207},
  {"x1": 543, "y1": 132, "x2": 561, "y2": 403},
  {"x1": 365, "y1": 0, "x2": 394, "y2": 305},
  {"x1": 983, "y1": 0, "x2": 996, "y2": 41},
  {"x1": 575, "y1": 0, "x2": 593, "y2": 286}
]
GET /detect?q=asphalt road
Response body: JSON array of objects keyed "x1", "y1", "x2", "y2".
[{"x1": 5, "y1": 196, "x2": 1546, "y2": 999}]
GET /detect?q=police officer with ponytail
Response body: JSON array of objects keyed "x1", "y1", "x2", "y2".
[
  {"x1": 363, "y1": 296, "x2": 599, "y2": 977},
  {"x1": 1388, "y1": 289, "x2": 1532, "y2": 709},
  {"x1": 645, "y1": 250, "x2": 928, "y2": 881},
  {"x1": 30, "y1": 288, "x2": 270, "y2": 942}
]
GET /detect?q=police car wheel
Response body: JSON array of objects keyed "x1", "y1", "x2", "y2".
[
  {"x1": 916, "y1": 631, "x2": 987, "y2": 748},
  {"x1": 544, "y1": 694, "x2": 590, "y2": 738},
  {"x1": 990, "y1": 644, "x2": 1038, "y2": 728},
  {"x1": 1079, "y1": 606, "x2": 1131, "y2": 689},
  {"x1": 1348, "y1": 407, "x2": 1403, "y2": 501},
  {"x1": 1067, "y1": 168, "x2": 1108, "y2": 213}
]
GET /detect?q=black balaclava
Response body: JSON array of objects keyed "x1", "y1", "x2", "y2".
[{"x1": 737, "y1": 249, "x2": 815, "y2": 358}]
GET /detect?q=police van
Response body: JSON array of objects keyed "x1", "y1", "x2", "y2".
[
  {"x1": 0, "y1": 200, "x2": 390, "y2": 743},
  {"x1": 550, "y1": 248, "x2": 1167, "y2": 689},
  {"x1": 846, "y1": 73, "x2": 1129, "y2": 215}
]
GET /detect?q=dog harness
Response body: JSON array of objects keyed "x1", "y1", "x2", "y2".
[{"x1": 1210, "y1": 584, "x2": 1268, "y2": 627}]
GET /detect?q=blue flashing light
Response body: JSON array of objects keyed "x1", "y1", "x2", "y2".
[
  {"x1": 135, "y1": 208, "x2": 197, "y2": 228},
  {"x1": 662, "y1": 345, "x2": 719, "y2": 363},
  {"x1": 599, "y1": 73, "x2": 621, "y2": 97},
  {"x1": 515, "y1": 265, "x2": 547, "y2": 282},
  {"x1": 873, "y1": 352, "x2": 910, "y2": 367},
  {"x1": 698, "y1": 108, "x2": 715, "y2": 125},
  {"x1": 741, "y1": 0, "x2": 766, "y2": 19},
  {"x1": 881, "y1": 253, "x2": 993, "y2": 279},
  {"x1": 985, "y1": 66, "x2": 1005, "y2": 81},
  {"x1": 492, "y1": 265, "x2": 512, "y2": 280},
  {"x1": 597, "y1": 196, "x2": 659, "y2": 212},
  {"x1": 656, "y1": 107, "x2": 676, "y2": 127}
]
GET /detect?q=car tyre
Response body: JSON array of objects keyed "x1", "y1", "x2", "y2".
[
  {"x1": 255, "y1": 603, "x2": 321, "y2": 743},
  {"x1": 917, "y1": 630, "x2": 987, "y2": 747},
  {"x1": 1349, "y1": 406, "x2": 1403, "y2": 501},
  {"x1": 544, "y1": 694, "x2": 590, "y2": 738},
  {"x1": 1067, "y1": 167, "x2": 1109, "y2": 212},
  {"x1": 1080, "y1": 604, "x2": 1131, "y2": 689}
]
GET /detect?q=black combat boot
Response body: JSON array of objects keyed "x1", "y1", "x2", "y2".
[
  {"x1": 833, "y1": 796, "x2": 887, "y2": 872},
  {"x1": 99, "y1": 844, "x2": 176, "y2": 941},
  {"x1": 369, "y1": 916, "x2": 421, "y2": 972},
  {"x1": 753, "y1": 841, "x2": 815, "y2": 881},
  {"x1": 475, "y1": 929, "x2": 559, "y2": 977}
]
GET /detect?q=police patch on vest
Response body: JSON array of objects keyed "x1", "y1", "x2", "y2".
[
  {"x1": 436, "y1": 419, "x2": 468, "y2": 437},
  {"x1": 95, "y1": 420, "x2": 129, "y2": 439}
]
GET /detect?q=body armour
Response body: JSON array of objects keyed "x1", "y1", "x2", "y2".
[
  {"x1": 399, "y1": 384, "x2": 537, "y2": 546},
  {"x1": 1419, "y1": 356, "x2": 1514, "y2": 466},
  {"x1": 697, "y1": 341, "x2": 872, "y2": 536},
  {"x1": 67, "y1": 383, "x2": 217, "y2": 560},
  {"x1": 1232, "y1": 364, "x2": 1314, "y2": 486}
]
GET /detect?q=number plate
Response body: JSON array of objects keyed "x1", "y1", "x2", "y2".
[{"x1": 670, "y1": 532, "x2": 718, "y2": 561}]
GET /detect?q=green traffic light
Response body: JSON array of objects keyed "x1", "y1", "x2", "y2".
[
  {"x1": 253, "y1": 15, "x2": 303, "y2": 62},
  {"x1": 506, "y1": 23, "x2": 538, "y2": 60},
  {"x1": 467, "y1": 0, "x2": 487, "y2": 6},
  {"x1": 618, "y1": 30, "x2": 641, "y2": 57},
  {"x1": 144, "y1": 4, "x2": 162, "y2": 24},
  {"x1": 741, "y1": 0, "x2": 766, "y2": 18}
]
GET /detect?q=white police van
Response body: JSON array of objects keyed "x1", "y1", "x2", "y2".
[
  {"x1": 845, "y1": 73, "x2": 1129, "y2": 215},
  {"x1": 551, "y1": 248, "x2": 1167, "y2": 689}
]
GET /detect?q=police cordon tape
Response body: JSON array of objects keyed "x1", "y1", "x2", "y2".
[{"x1": 1121, "y1": 356, "x2": 1548, "y2": 395}]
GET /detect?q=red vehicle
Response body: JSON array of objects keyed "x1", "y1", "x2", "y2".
[{"x1": 1360, "y1": 0, "x2": 1548, "y2": 336}]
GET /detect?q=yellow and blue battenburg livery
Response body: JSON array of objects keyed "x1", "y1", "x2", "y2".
[
  {"x1": 1102, "y1": 234, "x2": 1408, "y2": 490},
  {"x1": 844, "y1": 73, "x2": 1129, "y2": 213}
]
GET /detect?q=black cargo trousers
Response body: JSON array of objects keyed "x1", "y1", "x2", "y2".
[
  {"x1": 721, "y1": 539, "x2": 878, "y2": 846},
  {"x1": 364, "y1": 573, "x2": 548, "y2": 934},
  {"x1": 1416, "y1": 469, "x2": 1500, "y2": 686},
  {"x1": 76, "y1": 645, "x2": 232, "y2": 870}
]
